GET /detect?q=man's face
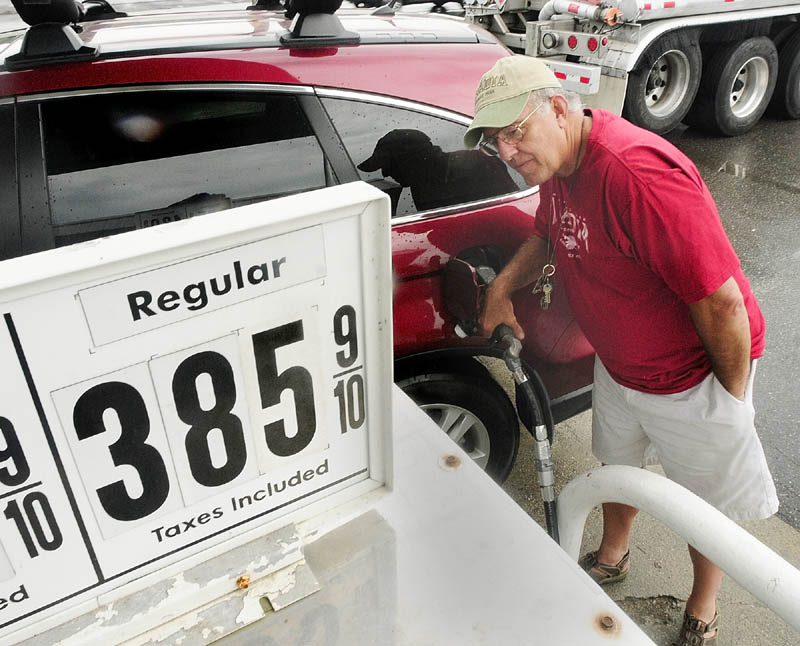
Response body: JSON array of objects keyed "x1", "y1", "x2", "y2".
[{"x1": 482, "y1": 97, "x2": 570, "y2": 187}]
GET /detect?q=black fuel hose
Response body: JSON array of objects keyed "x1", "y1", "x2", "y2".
[{"x1": 492, "y1": 324, "x2": 560, "y2": 543}]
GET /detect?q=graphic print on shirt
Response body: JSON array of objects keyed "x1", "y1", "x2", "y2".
[{"x1": 557, "y1": 203, "x2": 589, "y2": 259}]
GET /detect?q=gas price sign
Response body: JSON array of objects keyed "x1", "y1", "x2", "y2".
[{"x1": 0, "y1": 184, "x2": 392, "y2": 639}]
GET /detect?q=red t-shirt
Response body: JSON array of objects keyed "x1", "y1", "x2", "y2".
[{"x1": 534, "y1": 109, "x2": 765, "y2": 394}]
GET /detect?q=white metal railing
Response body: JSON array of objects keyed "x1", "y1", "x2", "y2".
[{"x1": 557, "y1": 465, "x2": 800, "y2": 632}]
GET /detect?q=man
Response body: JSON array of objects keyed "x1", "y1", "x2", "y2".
[{"x1": 464, "y1": 55, "x2": 778, "y2": 646}]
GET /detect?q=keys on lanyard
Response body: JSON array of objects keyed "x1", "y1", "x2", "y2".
[
  {"x1": 532, "y1": 263, "x2": 555, "y2": 310},
  {"x1": 541, "y1": 282, "x2": 553, "y2": 310}
]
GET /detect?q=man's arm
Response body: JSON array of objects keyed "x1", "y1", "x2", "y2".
[
  {"x1": 478, "y1": 234, "x2": 549, "y2": 340},
  {"x1": 687, "y1": 276, "x2": 751, "y2": 400}
]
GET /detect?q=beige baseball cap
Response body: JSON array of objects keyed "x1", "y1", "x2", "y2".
[{"x1": 464, "y1": 55, "x2": 562, "y2": 149}]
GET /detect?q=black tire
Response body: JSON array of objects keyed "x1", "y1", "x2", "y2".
[
  {"x1": 623, "y1": 31, "x2": 702, "y2": 134},
  {"x1": 768, "y1": 28, "x2": 800, "y2": 119},
  {"x1": 398, "y1": 372, "x2": 519, "y2": 483},
  {"x1": 686, "y1": 37, "x2": 778, "y2": 136}
]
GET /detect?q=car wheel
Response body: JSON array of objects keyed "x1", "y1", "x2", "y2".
[
  {"x1": 687, "y1": 37, "x2": 778, "y2": 136},
  {"x1": 768, "y1": 28, "x2": 800, "y2": 119},
  {"x1": 623, "y1": 31, "x2": 702, "y2": 134},
  {"x1": 398, "y1": 372, "x2": 519, "y2": 483}
]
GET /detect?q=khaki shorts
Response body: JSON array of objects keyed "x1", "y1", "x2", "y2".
[{"x1": 592, "y1": 358, "x2": 779, "y2": 521}]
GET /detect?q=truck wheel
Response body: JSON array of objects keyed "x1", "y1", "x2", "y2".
[
  {"x1": 768, "y1": 29, "x2": 800, "y2": 119},
  {"x1": 398, "y1": 372, "x2": 519, "y2": 483},
  {"x1": 623, "y1": 31, "x2": 701, "y2": 134},
  {"x1": 687, "y1": 37, "x2": 778, "y2": 136}
]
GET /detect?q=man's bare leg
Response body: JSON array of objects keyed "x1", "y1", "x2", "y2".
[
  {"x1": 686, "y1": 546, "x2": 722, "y2": 623},
  {"x1": 597, "y1": 504, "x2": 721, "y2": 625},
  {"x1": 596, "y1": 502, "x2": 638, "y2": 565}
]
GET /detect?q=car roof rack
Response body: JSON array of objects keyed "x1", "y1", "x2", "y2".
[
  {"x1": 371, "y1": 2, "x2": 397, "y2": 17},
  {"x1": 81, "y1": 0, "x2": 127, "y2": 22},
  {"x1": 5, "y1": 0, "x2": 115, "y2": 70},
  {"x1": 248, "y1": 0, "x2": 285, "y2": 10},
  {"x1": 278, "y1": 0, "x2": 360, "y2": 48}
]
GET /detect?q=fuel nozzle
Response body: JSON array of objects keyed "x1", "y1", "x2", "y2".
[{"x1": 490, "y1": 324, "x2": 527, "y2": 384}]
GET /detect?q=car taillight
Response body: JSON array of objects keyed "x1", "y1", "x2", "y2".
[
  {"x1": 587, "y1": 37, "x2": 598, "y2": 52},
  {"x1": 567, "y1": 35, "x2": 578, "y2": 49}
]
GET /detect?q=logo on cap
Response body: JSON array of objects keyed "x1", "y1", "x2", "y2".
[{"x1": 476, "y1": 74, "x2": 509, "y2": 107}]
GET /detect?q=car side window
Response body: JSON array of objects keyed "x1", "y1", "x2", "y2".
[
  {"x1": 39, "y1": 92, "x2": 330, "y2": 248},
  {"x1": 321, "y1": 97, "x2": 526, "y2": 218}
]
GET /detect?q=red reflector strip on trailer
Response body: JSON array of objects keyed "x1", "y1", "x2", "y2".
[
  {"x1": 664, "y1": 1, "x2": 675, "y2": 6},
  {"x1": 643, "y1": 3, "x2": 652, "y2": 9},
  {"x1": 546, "y1": 61, "x2": 600, "y2": 95},
  {"x1": 568, "y1": 3, "x2": 580, "y2": 13},
  {"x1": 554, "y1": 71, "x2": 593, "y2": 86}
]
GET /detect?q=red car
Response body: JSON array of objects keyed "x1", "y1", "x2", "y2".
[{"x1": 0, "y1": 0, "x2": 593, "y2": 481}]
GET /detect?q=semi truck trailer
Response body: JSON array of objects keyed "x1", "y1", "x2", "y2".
[{"x1": 464, "y1": 0, "x2": 800, "y2": 135}]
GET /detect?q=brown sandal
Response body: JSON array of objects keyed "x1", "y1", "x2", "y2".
[
  {"x1": 674, "y1": 609, "x2": 719, "y2": 645},
  {"x1": 578, "y1": 550, "x2": 630, "y2": 585}
]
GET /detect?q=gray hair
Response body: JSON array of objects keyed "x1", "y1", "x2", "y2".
[{"x1": 529, "y1": 87, "x2": 583, "y2": 113}]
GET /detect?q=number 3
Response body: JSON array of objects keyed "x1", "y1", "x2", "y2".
[{"x1": 72, "y1": 382, "x2": 170, "y2": 521}]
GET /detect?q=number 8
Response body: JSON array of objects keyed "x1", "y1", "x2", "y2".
[{"x1": 172, "y1": 351, "x2": 247, "y2": 487}]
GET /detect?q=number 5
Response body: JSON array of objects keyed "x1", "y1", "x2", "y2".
[{"x1": 251, "y1": 321, "x2": 316, "y2": 457}]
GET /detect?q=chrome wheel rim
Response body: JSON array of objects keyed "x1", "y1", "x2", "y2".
[
  {"x1": 730, "y1": 56, "x2": 770, "y2": 119},
  {"x1": 419, "y1": 403, "x2": 491, "y2": 469},
  {"x1": 645, "y1": 49, "x2": 691, "y2": 117}
]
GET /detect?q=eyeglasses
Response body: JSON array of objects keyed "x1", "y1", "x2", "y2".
[{"x1": 478, "y1": 101, "x2": 545, "y2": 157}]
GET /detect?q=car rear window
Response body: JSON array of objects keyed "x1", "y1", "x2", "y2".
[{"x1": 40, "y1": 91, "x2": 331, "y2": 246}]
